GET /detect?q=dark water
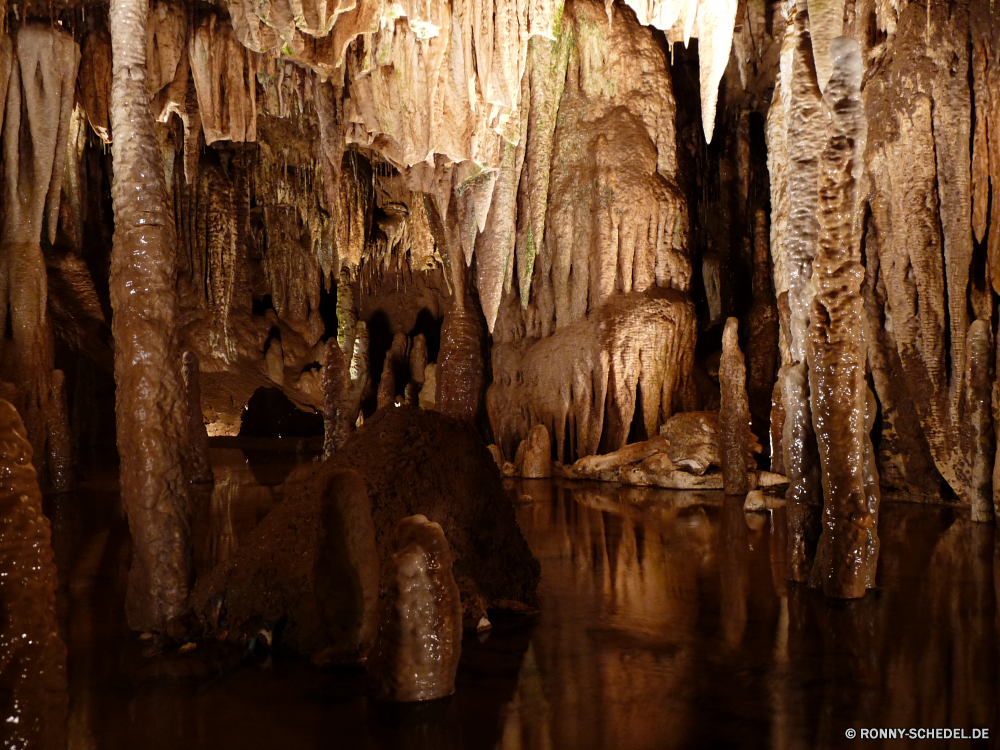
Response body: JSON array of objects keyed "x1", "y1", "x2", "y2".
[{"x1": 9, "y1": 447, "x2": 1000, "y2": 749}]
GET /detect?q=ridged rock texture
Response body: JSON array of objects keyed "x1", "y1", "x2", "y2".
[
  {"x1": 0, "y1": 400, "x2": 68, "y2": 748},
  {"x1": 488, "y1": 0, "x2": 696, "y2": 463},
  {"x1": 110, "y1": 0, "x2": 194, "y2": 630},
  {"x1": 858, "y1": 0, "x2": 999, "y2": 517},
  {"x1": 0, "y1": 27, "x2": 79, "y2": 489},
  {"x1": 367, "y1": 515, "x2": 463, "y2": 703}
]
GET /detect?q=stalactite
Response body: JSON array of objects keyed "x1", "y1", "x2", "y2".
[
  {"x1": 719, "y1": 318, "x2": 754, "y2": 495},
  {"x1": 0, "y1": 27, "x2": 79, "y2": 484},
  {"x1": 0, "y1": 400, "x2": 67, "y2": 749},
  {"x1": 806, "y1": 37, "x2": 878, "y2": 598},
  {"x1": 863, "y1": 0, "x2": 991, "y2": 509},
  {"x1": 182, "y1": 351, "x2": 214, "y2": 485},
  {"x1": 109, "y1": 0, "x2": 193, "y2": 630},
  {"x1": 188, "y1": 14, "x2": 258, "y2": 145},
  {"x1": 964, "y1": 321, "x2": 994, "y2": 523},
  {"x1": 368, "y1": 515, "x2": 463, "y2": 703},
  {"x1": 196, "y1": 163, "x2": 238, "y2": 362},
  {"x1": 80, "y1": 29, "x2": 112, "y2": 143}
]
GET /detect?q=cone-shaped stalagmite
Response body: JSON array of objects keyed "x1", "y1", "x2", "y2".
[
  {"x1": 110, "y1": 0, "x2": 193, "y2": 630},
  {"x1": 368, "y1": 515, "x2": 463, "y2": 702},
  {"x1": 719, "y1": 318, "x2": 754, "y2": 495}
]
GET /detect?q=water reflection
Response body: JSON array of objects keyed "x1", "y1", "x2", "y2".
[
  {"x1": 507, "y1": 480, "x2": 999, "y2": 749},
  {"x1": 8, "y1": 452, "x2": 998, "y2": 749}
]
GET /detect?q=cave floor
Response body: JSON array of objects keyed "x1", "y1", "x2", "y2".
[{"x1": 49, "y1": 446, "x2": 997, "y2": 749}]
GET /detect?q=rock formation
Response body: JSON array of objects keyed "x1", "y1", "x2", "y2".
[
  {"x1": 520, "y1": 423, "x2": 553, "y2": 479},
  {"x1": 367, "y1": 515, "x2": 463, "y2": 702},
  {"x1": 719, "y1": 317, "x2": 754, "y2": 495},
  {"x1": 190, "y1": 469, "x2": 380, "y2": 661},
  {"x1": 0, "y1": 400, "x2": 68, "y2": 748},
  {"x1": 109, "y1": 0, "x2": 193, "y2": 630}
]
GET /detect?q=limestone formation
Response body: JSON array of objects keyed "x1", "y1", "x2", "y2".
[
  {"x1": 191, "y1": 470, "x2": 380, "y2": 661},
  {"x1": 110, "y1": 0, "x2": 193, "y2": 630},
  {"x1": 183, "y1": 351, "x2": 214, "y2": 485},
  {"x1": 0, "y1": 400, "x2": 67, "y2": 748},
  {"x1": 719, "y1": 318, "x2": 754, "y2": 495},
  {"x1": 520, "y1": 424, "x2": 553, "y2": 479},
  {"x1": 367, "y1": 515, "x2": 463, "y2": 703}
]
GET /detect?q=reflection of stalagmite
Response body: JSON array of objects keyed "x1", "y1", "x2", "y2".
[
  {"x1": 110, "y1": 0, "x2": 193, "y2": 631},
  {"x1": 0, "y1": 400, "x2": 68, "y2": 748},
  {"x1": 719, "y1": 318, "x2": 754, "y2": 495},
  {"x1": 368, "y1": 515, "x2": 463, "y2": 703},
  {"x1": 0, "y1": 27, "x2": 80, "y2": 485},
  {"x1": 806, "y1": 38, "x2": 878, "y2": 598},
  {"x1": 183, "y1": 351, "x2": 214, "y2": 485}
]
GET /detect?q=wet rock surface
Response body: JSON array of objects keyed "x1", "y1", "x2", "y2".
[{"x1": 367, "y1": 515, "x2": 463, "y2": 702}]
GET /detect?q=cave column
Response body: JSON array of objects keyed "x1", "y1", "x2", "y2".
[{"x1": 109, "y1": 0, "x2": 193, "y2": 630}]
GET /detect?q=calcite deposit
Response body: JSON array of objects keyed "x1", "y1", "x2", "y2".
[{"x1": 367, "y1": 515, "x2": 463, "y2": 702}]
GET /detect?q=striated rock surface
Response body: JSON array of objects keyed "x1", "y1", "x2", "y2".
[
  {"x1": 191, "y1": 470, "x2": 381, "y2": 661},
  {"x1": 805, "y1": 37, "x2": 879, "y2": 598},
  {"x1": 367, "y1": 515, "x2": 463, "y2": 703},
  {"x1": 110, "y1": 0, "x2": 193, "y2": 630}
]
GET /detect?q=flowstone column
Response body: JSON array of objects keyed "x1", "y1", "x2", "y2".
[{"x1": 110, "y1": 0, "x2": 193, "y2": 631}]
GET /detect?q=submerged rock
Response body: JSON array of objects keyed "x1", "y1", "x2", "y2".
[
  {"x1": 189, "y1": 469, "x2": 380, "y2": 662},
  {"x1": 288, "y1": 407, "x2": 540, "y2": 622},
  {"x1": 367, "y1": 515, "x2": 463, "y2": 703}
]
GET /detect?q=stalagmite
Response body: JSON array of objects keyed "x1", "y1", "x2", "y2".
[
  {"x1": 0, "y1": 400, "x2": 67, "y2": 748},
  {"x1": 368, "y1": 515, "x2": 463, "y2": 703},
  {"x1": 110, "y1": 0, "x2": 193, "y2": 630},
  {"x1": 337, "y1": 268, "x2": 358, "y2": 363},
  {"x1": 437, "y1": 297, "x2": 485, "y2": 423},
  {"x1": 719, "y1": 318, "x2": 754, "y2": 495},
  {"x1": 806, "y1": 37, "x2": 878, "y2": 598},
  {"x1": 377, "y1": 351, "x2": 396, "y2": 410},
  {"x1": 746, "y1": 210, "x2": 779, "y2": 456},
  {"x1": 323, "y1": 338, "x2": 353, "y2": 456},
  {"x1": 521, "y1": 424, "x2": 553, "y2": 479},
  {"x1": 964, "y1": 321, "x2": 994, "y2": 523},
  {"x1": 409, "y1": 334, "x2": 428, "y2": 384},
  {"x1": 183, "y1": 352, "x2": 214, "y2": 485},
  {"x1": 780, "y1": 12, "x2": 824, "y2": 583}
]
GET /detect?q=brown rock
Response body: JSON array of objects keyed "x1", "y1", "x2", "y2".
[
  {"x1": 190, "y1": 470, "x2": 380, "y2": 661},
  {"x1": 521, "y1": 424, "x2": 553, "y2": 479},
  {"x1": 719, "y1": 318, "x2": 755, "y2": 495},
  {"x1": 367, "y1": 515, "x2": 463, "y2": 703},
  {"x1": 659, "y1": 411, "x2": 720, "y2": 475},
  {"x1": 285, "y1": 408, "x2": 539, "y2": 620}
]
